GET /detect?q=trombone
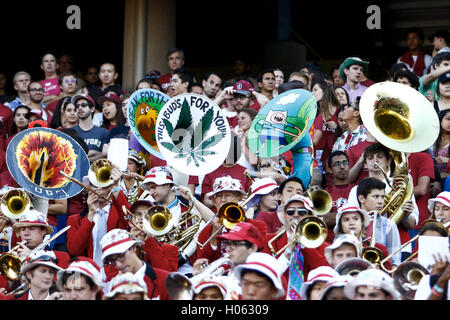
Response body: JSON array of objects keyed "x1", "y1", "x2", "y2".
[
  {"x1": 195, "y1": 198, "x2": 248, "y2": 250},
  {"x1": 60, "y1": 170, "x2": 113, "y2": 203},
  {"x1": 361, "y1": 211, "x2": 386, "y2": 264},
  {"x1": 0, "y1": 226, "x2": 71, "y2": 281},
  {"x1": 304, "y1": 189, "x2": 333, "y2": 216}
]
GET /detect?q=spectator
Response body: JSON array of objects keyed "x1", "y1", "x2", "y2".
[
  {"x1": 202, "y1": 72, "x2": 223, "y2": 100},
  {"x1": 331, "y1": 65, "x2": 345, "y2": 88},
  {"x1": 287, "y1": 71, "x2": 309, "y2": 89},
  {"x1": 6, "y1": 71, "x2": 31, "y2": 110},
  {"x1": 299, "y1": 266, "x2": 339, "y2": 300},
  {"x1": 393, "y1": 69, "x2": 420, "y2": 90},
  {"x1": 102, "y1": 272, "x2": 148, "y2": 300},
  {"x1": 257, "y1": 68, "x2": 276, "y2": 101},
  {"x1": 158, "y1": 48, "x2": 185, "y2": 93},
  {"x1": 236, "y1": 108, "x2": 259, "y2": 170},
  {"x1": 334, "y1": 86, "x2": 350, "y2": 106},
  {"x1": 27, "y1": 81, "x2": 51, "y2": 123},
  {"x1": 388, "y1": 62, "x2": 408, "y2": 81},
  {"x1": 87, "y1": 62, "x2": 123, "y2": 109},
  {"x1": 245, "y1": 177, "x2": 279, "y2": 221},
  {"x1": 39, "y1": 51, "x2": 61, "y2": 105},
  {"x1": 189, "y1": 82, "x2": 203, "y2": 95},
  {"x1": 84, "y1": 66, "x2": 98, "y2": 86},
  {"x1": 167, "y1": 67, "x2": 194, "y2": 97},
  {"x1": 339, "y1": 57, "x2": 370, "y2": 103},
  {"x1": 419, "y1": 52, "x2": 450, "y2": 102},
  {"x1": 231, "y1": 56, "x2": 258, "y2": 88},
  {"x1": 434, "y1": 73, "x2": 450, "y2": 113},
  {"x1": 344, "y1": 269, "x2": 399, "y2": 300},
  {"x1": 429, "y1": 29, "x2": 450, "y2": 57},
  {"x1": 432, "y1": 109, "x2": 450, "y2": 183},
  {"x1": 273, "y1": 68, "x2": 285, "y2": 96},
  {"x1": 6, "y1": 105, "x2": 30, "y2": 145},
  {"x1": 397, "y1": 27, "x2": 432, "y2": 77},
  {"x1": 0, "y1": 73, "x2": 15, "y2": 104},
  {"x1": 47, "y1": 72, "x2": 80, "y2": 116}
]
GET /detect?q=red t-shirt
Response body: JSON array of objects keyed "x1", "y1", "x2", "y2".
[
  {"x1": 40, "y1": 77, "x2": 60, "y2": 97},
  {"x1": 201, "y1": 163, "x2": 252, "y2": 197},
  {"x1": 325, "y1": 183, "x2": 354, "y2": 243},
  {"x1": 157, "y1": 74, "x2": 172, "y2": 93},
  {"x1": 347, "y1": 140, "x2": 374, "y2": 184},
  {"x1": 408, "y1": 152, "x2": 435, "y2": 228}
]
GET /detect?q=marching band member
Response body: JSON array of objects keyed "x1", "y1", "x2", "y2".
[
  {"x1": 119, "y1": 150, "x2": 146, "y2": 204},
  {"x1": 194, "y1": 176, "x2": 267, "y2": 264},
  {"x1": 66, "y1": 164, "x2": 130, "y2": 267},
  {"x1": 100, "y1": 228, "x2": 170, "y2": 300},
  {"x1": 262, "y1": 194, "x2": 329, "y2": 300},
  {"x1": 428, "y1": 191, "x2": 450, "y2": 225},
  {"x1": 102, "y1": 272, "x2": 148, "y2": 300}
]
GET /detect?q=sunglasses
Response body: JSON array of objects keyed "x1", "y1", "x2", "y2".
[
  {"x1": 75, "y1": 102, "x2": 90, "y2": 109},
  {"x1": 285, "y1": 208, "x2": 309, "y2": 216}
]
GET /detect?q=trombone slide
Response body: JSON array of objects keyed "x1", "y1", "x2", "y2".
[{"x1": 60, "y1": 170, "x2": 113, "y2": 203}]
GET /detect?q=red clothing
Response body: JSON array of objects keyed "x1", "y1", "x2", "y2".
[
  {"x1": 360, "y1": 78, "x2": 375, "y2": 88},
  {"x1": 0, "y1": 103, "x2": 13, "y2": 139},
  {"x1": 157, "y1": 74, "x2": 172, "y2": 93},
  {"x1": 201, "y1": 163, "x2": 252, "y2": 198},
  {"x1": 347, "y1": 140, "x2": 373, "y2": 184},
  {"x1": 255, "y1": 211, "x2": 282, "y2": 234},
  {"x1": 141, "y1": 237, "x2": 179, "y2": 272},
  {"x1": 262, "y1": 232, "x2": 329, "y2": 280},
  {"x1": 195, "y1": 219, "x2": 267, "y2": 263},
  {"x1": 324, "y1": 183, "x2": 354, "y2": 243},
  {"x1": 408, "y1": 152, "x2": 435, "y2": 229},
  {"x1": 66, "y1": 191, "x2": 130, "y2": 258},
  {"x1": 105, "y1": 262, "x2": 171, "y2": 300},
  {"x1": 362, "y1": 240, "x2": 392, "y2": 271}
]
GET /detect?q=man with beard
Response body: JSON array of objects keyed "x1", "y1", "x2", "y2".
[
  {"x1": 27, "y1": 81, "x2": 51, "y2": 123},
  {"x1": 71, "y1": 94, "x2": 108, "y2": 163}
]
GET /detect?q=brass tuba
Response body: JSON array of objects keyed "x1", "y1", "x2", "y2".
[{"x1": 359, "y1": 82, "x2": 440, "y2": 224}]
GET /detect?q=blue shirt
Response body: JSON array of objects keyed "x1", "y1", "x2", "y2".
[{"x1": 72, "y1": 125, "x2": 109, "y2": 152}]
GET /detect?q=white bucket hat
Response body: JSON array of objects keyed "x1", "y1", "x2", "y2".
[
  {"x1": 206, "y1": 176, "x2": 246, "y2": 198},
  {"x1": 21, "y1": 249, "x2": 62, "y2": 274},
  {"x1": 100, "y1": 229, "x2": 138, "y2": 261},
  {"x1": 192, "y1": 275, "x2": 230, "y2": 300},
  {"x1": 234, "y1": 252, "x2": 285, "y2": 299},
  {"x1": 249, "y1": 177, "x2": 278, "y2": 196},
  {"x1": 142, "y1": 166, "x2": 173, "y2": 186},
  {"x1": 324, "y1": 233, "x2": 362, "y2": 266},
  {"x1": 427, "y1": 191, "x2": 450, "y2": 214},
  {"x1": 13, "y1": 209, "x2": 54, "y2": 235},
  {"x1": 103, "y1": 272, "x2": 148, "y2": 300},
  {"x1": 320, "y1": 275, "x2": 354, "y2": 300},
  {"x1": 57, "y1": 257, "x2": 103, "y2": 290},
  {"x1": 343, "y1": 268, "x2": 399, "y2": 300},
  {"x1": 334, "y1": 204, "x2": 371, "y2": 235},
  {"x1": 299, "y1": 266, "x2": 339, "y2": 300},
  {"x1": 277, "y1": 194, "x2": 315, "y2": 225}
]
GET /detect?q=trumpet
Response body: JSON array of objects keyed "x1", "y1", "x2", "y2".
[
  {"x1": 0, "y1": 189, "x2": 31, "y2": 221},
  {"x1": 0, "y1": 226, "x2": 70, "y2": 281},
  {"x1": 268, "y1": 216, "x2": 328, "y2": 257}
]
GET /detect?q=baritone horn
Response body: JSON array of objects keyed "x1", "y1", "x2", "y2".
[{"x1": 1, "y1": 189, "x2": 31, "y2": 221}]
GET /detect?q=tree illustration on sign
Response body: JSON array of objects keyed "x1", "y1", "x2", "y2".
[{"x1": 159, "y1": 98, "x2": 223, "y2": 167}]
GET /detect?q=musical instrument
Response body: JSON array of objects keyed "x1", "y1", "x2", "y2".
[
  {"x1": 195, "y1": 196, "x2": 249, "y2": 250},
  {"x1": 88, "y1": 159, "x2": 114, "y2": 188},
  {"x1": 268, "y1": 216, "x2": 328, "y2": 257},
  {"x1": 392, "y1": 261, "x2": 429, "y2": 300},
  {"x1": 0, "y1": 226, "x2": 71, "y2": 281},
  {"x1": 6, "y1": 127, "x2": 90, "y2": 200},
  {"x1": 359, "y1": 82, "x2": 440, "y2": 224},
  {"x1": 60, "y1": 171, "x2": 112, "y2": 204},
  {"x1": 361, "y1": 211, "x2": 386, "y2": 264},
  {"x1": 165, "y1": 255, "x2": 233, "y2": 300},
  {"x1": 305, "y1": 189, "x2": 332, "y2": 216},
  {"x1": 248, "y1": 89, "x2": 317, "y2": 189},
  {"x1": 125, "y1": 175, "x2": 141, "y2": 205},
  {"x1": 334, "y1": 257, "x2": 373, "y2": 276},
  {"x1": 0, "y1": 189, "x2": 31, "y2": 221}
]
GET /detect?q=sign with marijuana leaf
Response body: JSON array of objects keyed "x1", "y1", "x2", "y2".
[
  {"x1": 155, "y1": 93, "x2": 231, "y2": 175},
  {"x1": 127, "y1": 88, "x2": 170, "y2": 159}
]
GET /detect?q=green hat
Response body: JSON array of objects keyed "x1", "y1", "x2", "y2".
[{"x1": 339, "y1": 57, "x2": 369, "y2": 81}]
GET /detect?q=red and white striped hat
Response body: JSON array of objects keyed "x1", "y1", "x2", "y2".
[
  {"x1": 13, "y1": 209, "x2": 54, "y2": 235},
  {"x1": 299, "y1": 266, "x2": 339, "y2": 300},
  {"x1": 192, "y1": 275, "x2": 230, "y2": 299},
  {"x1": 428, "y1": 191, "x2": 450, "y2": 213},
  {"x1": 249, "y1": 177, "x2": 278, "y2": 196},
  {"x1": 234, "y1": 252, "x2": 285, "y2": 298},
  {"x1": 56, "y1": 257, "x2": 103, "y2": 291},
  {"x1": 277, "y1": 194, "x2": 315, "y2": 225},
  {"x1": 103, "y1": 272, "x2": 148, "y2": 300},
  {"x1": 142, "y1": 166, "x2": 173, "y2": 186},
  {"x1": 100, "y1": 229, "x2": 137, "y2": 261},
  {"x1": 333, "y1": 204, "x2": 371, "y2": 235}
]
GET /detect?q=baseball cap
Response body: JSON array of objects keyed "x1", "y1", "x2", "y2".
[
  {"x1": 97, "y1": 92, "x2": 121, "y2": 106},
  {"x1": 25, "y1": 109, "x2": 44, "y2": 120},
  {"x1": 233, "y1": 80, "x2": 254, "y2": 96},
  {"x1": 72, "y1": 94, "x2": 95, "y2": 108},
  {"x1": 216, "y1": 221, "x2": 263, "y2": 249}
]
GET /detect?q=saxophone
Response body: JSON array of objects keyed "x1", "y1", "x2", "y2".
[{"x1": 376, "y1": 151, "x2": 414, "y2": 224}]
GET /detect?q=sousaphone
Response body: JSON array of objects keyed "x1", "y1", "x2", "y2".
[{"x1": 6, "y1": 127, "x2": 90, "y2": 200}]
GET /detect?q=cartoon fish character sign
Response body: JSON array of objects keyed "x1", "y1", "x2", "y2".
[
  {"x1": 248, "y1": 89, "x2": 317, "y2": 158},
  {"x1": 127, "y1": 88, "x2": 170, "y2": 159}
]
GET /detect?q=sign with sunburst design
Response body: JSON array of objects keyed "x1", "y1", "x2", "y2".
[{"x1": 6, "y1": 128, "x2": 90, "y2": 199}]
